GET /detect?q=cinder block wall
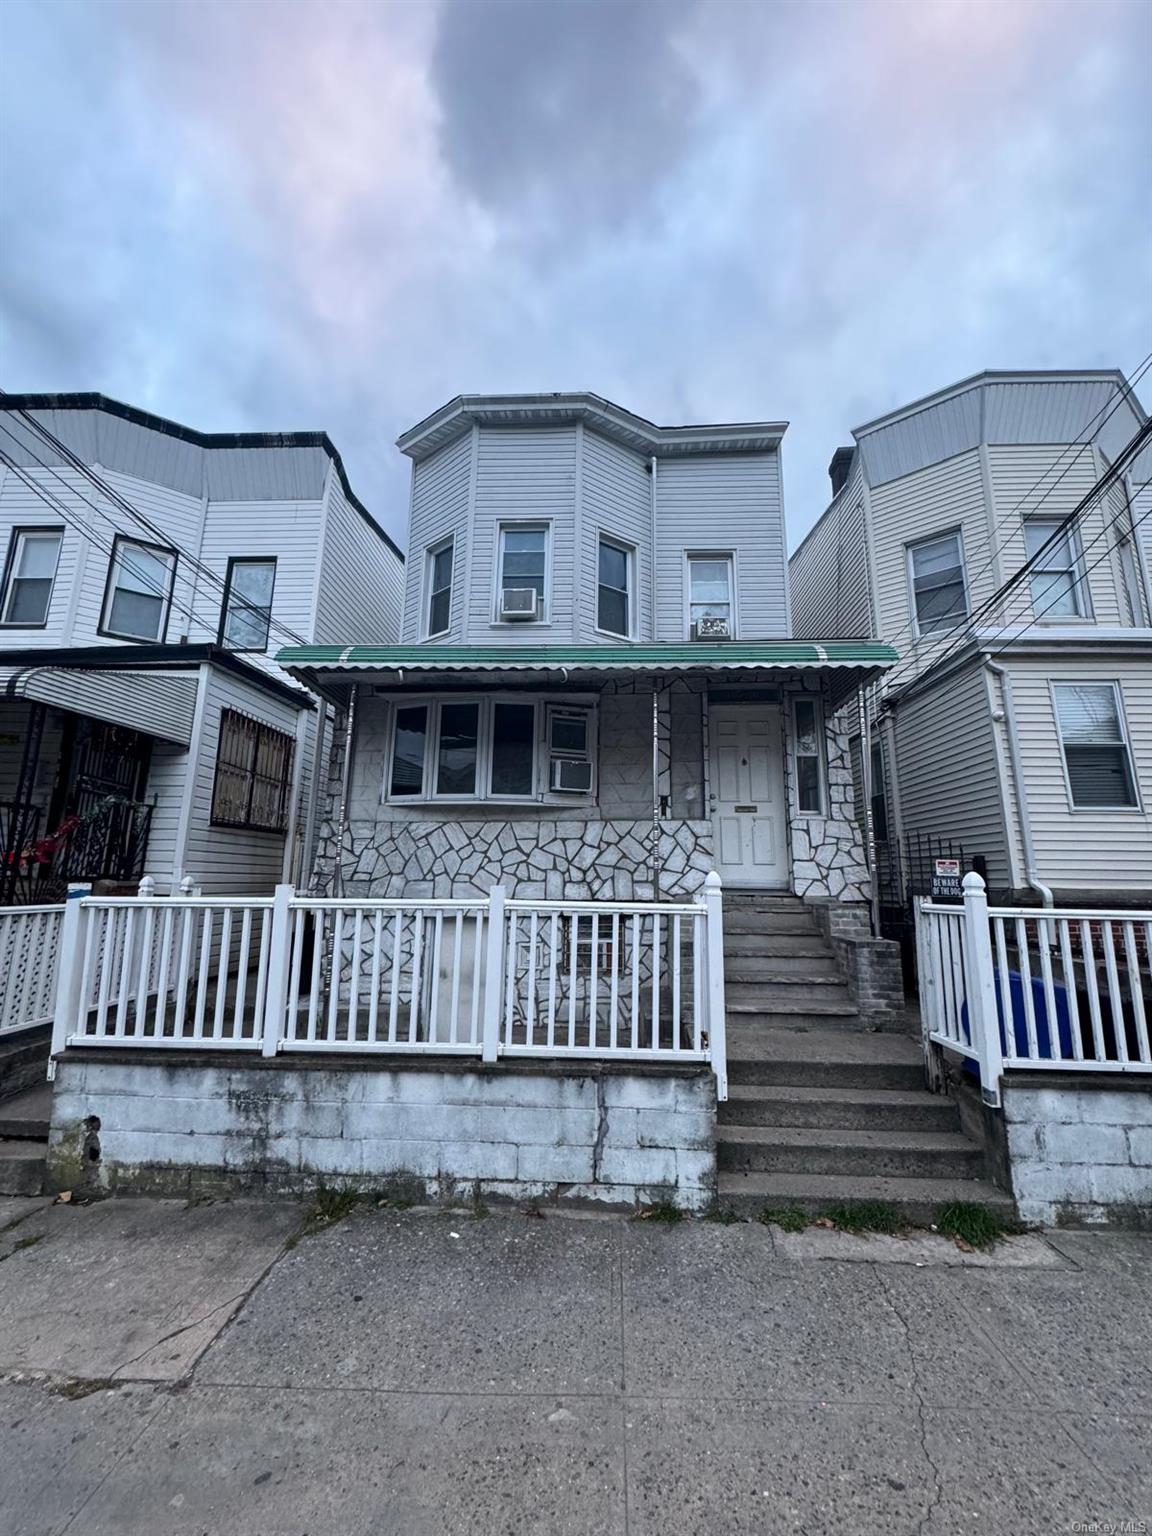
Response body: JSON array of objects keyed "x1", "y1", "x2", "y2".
[
  {"x1": 1002, "y1": 1081, "x2": 1152, "y2": 1228},
  {"x1": 48, "y1": 1057, "x2": 717, "y2": 1212}
]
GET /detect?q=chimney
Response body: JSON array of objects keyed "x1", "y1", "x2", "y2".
[{"x1": 828, "y1": 446, "x2": 854, "y2": 496}]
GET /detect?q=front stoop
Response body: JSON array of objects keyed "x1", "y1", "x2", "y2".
[
  {"x1": 0, "y1": 1085, "x2": 51, "y2": 1197},
  {"x1": 716, "y1": 899, "x2": 1014, "y2": 1223}
]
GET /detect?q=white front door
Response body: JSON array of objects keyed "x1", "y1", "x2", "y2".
[{"x1": 708, "y1": 704, "x2": 788, "y2": 888}]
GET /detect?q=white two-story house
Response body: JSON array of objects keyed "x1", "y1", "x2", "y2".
[
  {"x1": 279, "y1": 392, "x2": 895, "y2": 910},
  {"x1": 0, "y1": 394, "x2": 403, "y2": 901},
  {"x1": 789, "y1": 369, "x2": 1152, "y2": 911}
]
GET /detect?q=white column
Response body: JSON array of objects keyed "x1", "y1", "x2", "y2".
[
  {"x1": 481, "y1": 886, "x2": 506, "y2": 1063},
  {"x1": 261, "y1": 883, "x2": 295, "y2": 1058},
  {"x1": 49, "y1": 882, "x2": 92, "y2": 1076},
  {"x1": 962, "y1": 871, "x2": 1003, "y2": 1108},
  {"x1": 703, "y1": 871, "x2": 728, "y2": 1101}
]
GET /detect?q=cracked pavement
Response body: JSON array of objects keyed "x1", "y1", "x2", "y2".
[{"x1": 0, "y1": 1196, "x2": 1148, "y2": 1535}]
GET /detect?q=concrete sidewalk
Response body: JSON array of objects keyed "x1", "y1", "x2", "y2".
[{"x1": 0, "y1": 1195, "x2": 1147, "y2": 1535}]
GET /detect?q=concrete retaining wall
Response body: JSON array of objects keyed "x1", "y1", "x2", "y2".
[
  {"x1": 1002, "y1": 1078, "x2": 1152, "y2": 1228},
  {"x1": 47, "y1": 1054, "x2": 717, "y2": 1212}
]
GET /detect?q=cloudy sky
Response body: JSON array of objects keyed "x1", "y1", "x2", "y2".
[{"x1": 1, "y1": 0, "x2": 1149, "y2": 549}]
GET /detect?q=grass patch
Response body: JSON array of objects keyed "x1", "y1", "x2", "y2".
[
  {"x1": 935, "y1": 1201, "x2": 1020, "y2": 1249},
  {"x1": 292, "y1": 1185, "x2": 361, "y2": 1243},
  {"x1": 637, "y1": 1201, "x2": 683, "y2": 1224},
  {"x1": 823, "y1": 1200, "x2": 905, "y2": 1235},
  {"x1": 703, "y1": 1203, "x2": 744, "y2": 1225},
  {"x1": 759, "y1": 1206, "x2": 809, "y2": 1233}
]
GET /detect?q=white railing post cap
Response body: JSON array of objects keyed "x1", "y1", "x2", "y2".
[
  {"x1": 704, "y1": 870, "x2": 723, "y2": 892},
  {"x1": 137, "y1": 875, "x2": 157, "y2": 898},
  {"x1": 179, "y1": 874, "x2": 196, "y2": 895},
  {"x1": 962, "y1": 871, "x2": 986, "y2": 895}
]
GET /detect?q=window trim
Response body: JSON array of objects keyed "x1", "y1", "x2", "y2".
[
  {"x1": 905, "y1": 527, "x2": 969, "y2": 640},
  {"x1": 595, "y1": 533, "x2": 635, "y2": 639},
  {"x1": 790, "y1": 694, "x2": 826, "y2": 817},
  {"x1": 494, "y1": 521, "x2": 552, "y2": 625},
  {"x1": 382, "y1": 692, "x2": 596, "y2": 805},
  {"x1": 98, "y1": 534, "x2": 179, "y2": 644},
  {"x1": 684, "y1": 550, "x2": 737, "y2": 641},
  {"x1": 209, "y1": 708, "x2": 296, "y2": 833},
  {"x1": 424, "y1": 536, "x2": 455, "y2": 640},
  {"x1": 1050, "y1": 679, "x2": 1141, "y2": 814},
  {"x1": 0, "y1": 525, "x2": 64, "y2": 629},
  {"x1": 1024, "y1": 515, "x2": 1091, "y2": 623},
  {"x1": 217, "y1": 556, "x2": 278, "y2": 652}
]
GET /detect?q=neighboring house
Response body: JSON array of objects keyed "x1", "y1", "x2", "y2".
[
  {"x1": 279, "y1": 392, "x2": 895, "y2": 912},
  {"x1": 0, "y1": 394, "x2": 403, "y2": 901},
  {"x1": 789, "y1": 370, "x2": 1152, "y2": 908}
]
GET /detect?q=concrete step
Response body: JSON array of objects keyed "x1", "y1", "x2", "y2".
[
  {"x1": 725, "y1": 978, "x2": 854, "y2": 1007},
  {"x1": 0, "y1": 1085, "x2": 52, "y2": 1141},
  {"x1": 719, "y1": 1084, "x2": 962, "y2": 1133},
  {"x1": 727, "y1": 1026, "x2": 926, "y2": 1091},
  {"x1": 0, "y1": 1140, "x2": 45, "y2": 1197},
  {"x1": 725, "y1": 910, "x2": 820, "y2": 936},
  {"x1": 716, "y1": 1124, "x2": 985, "y2": 1180},
  {"x1": 0, "y1": 1028, "x2": 50, "y2": 1102},
  {"x1": 727, "y1": 1001, "x2": 862, "y2": 1031},
  {"x1": 725, "y1": 895, "x2": 810, "y2": 911},
  {"x1": 723, "y1": 951, "x2": 840, "y2": 975},
  {"x1": 715, "y1": 1170, "x2": 1017, "y2": 1226}
]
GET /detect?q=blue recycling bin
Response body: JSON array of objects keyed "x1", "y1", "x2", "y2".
[{"x1": 960, "y1": 968, "x2": 1074, "y2": 1069}]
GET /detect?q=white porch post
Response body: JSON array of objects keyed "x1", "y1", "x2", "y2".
[
  {"x1": 481, "y1": 885, "x2": 507, "y2": 1063},
  {"x1": 48, "y1": 882, "x2": 91, "y2": 1077},
  {"x1": 261, "y1": 883, "x2": 295, "y2": 1058},
  {"x1": 961, "y1": 871, "x2": 1003, "y2": 1108},
  {"x1": 703, "y1": 871, "x2": 728, "y2": 1100}
]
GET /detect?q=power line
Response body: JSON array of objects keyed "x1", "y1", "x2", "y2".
[{"x1": 0, "y1": 401, "x2": 315, "y2": 650}]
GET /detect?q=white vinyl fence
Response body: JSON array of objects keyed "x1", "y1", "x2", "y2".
[
  {"x1": 50, "y1": 875, "x2": 729, "y2": 1096},
  {"x1": 916, "y1": 872, "x2": 1152, "y2": 1107},
  {"x1": 0, "y1": 904, "x2": 64, "y2": 1037}
]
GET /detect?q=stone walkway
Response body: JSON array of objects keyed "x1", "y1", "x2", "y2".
[{"x1": 0, "y1": 1195, "x2": 1147, "y2": 1534}]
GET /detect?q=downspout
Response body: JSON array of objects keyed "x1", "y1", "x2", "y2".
[
  {"x1": 332, "y1": 683, "x2": 358, "y2": 899},
  {"x1": 985, "y1": 660, "x2": 1053, "y2": 908}
]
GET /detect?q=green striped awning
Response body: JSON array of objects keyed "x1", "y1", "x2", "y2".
[{"x1": 275, "y1": 641, "x2": 897, "y2": 675}]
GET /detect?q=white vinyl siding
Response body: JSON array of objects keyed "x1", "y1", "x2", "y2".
[
  {"x1": 467, "y1": 427, "x2": 577, "y2": 643},
  {"x1": 580, "y1": 430, "x2": 651, "y2": 640},
  {"x1": 654, "y1": 453, "x2": 787, "y2": 641},
  {"x1": 787, "y1": 471, "x2": 872, "y2": 640},
  {"x1": 314, "y1": 477, "x2": 403, "y2": 646},
  {"x1": 195, "y1": 497, "x2": 323, "y2": 658},
  {"x1": 401, "y1": 432, "x2": 472, "y2": 642},
  {"x1": 1053, "y1": 682, "x2": 1138, "y2": 809},
  {"x1": 1005, "y1": 656, "x2": 1152, "y2": 890}
]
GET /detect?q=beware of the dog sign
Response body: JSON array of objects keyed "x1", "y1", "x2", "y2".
[{"x1": 931, "y1": 858, "x2": 962, "y2": 901}]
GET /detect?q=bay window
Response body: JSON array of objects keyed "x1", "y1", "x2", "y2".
[
  {"x1": 1, "y1": 527, "x2": 63, "y2": 627},
  {"x1": 384, "y1": 696, "x2": 594, "y2": 802},
  {"x1": 908, "y1": 531, "x2": 967, "y2": 636},
  {"x1": 497, "y1": 525, "x2": 548, "y2": 620},
  {"x1": 1024, "y1": 517, "x2": 1086, "y2": 619},
  {"x1": 101, "y1": 536, "x2": 178, "y2": 642}
]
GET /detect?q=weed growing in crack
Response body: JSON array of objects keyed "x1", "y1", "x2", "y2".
[
  {"x1": 935, "y1": 1201, "x2": 1021, "y2": 1249},
  {"x1": 758, "y1": 1206, "x2": 808, "y2": 1233},
  {"x1": 823, "y1": 1200, "x2": 905, "y2": 1235}
]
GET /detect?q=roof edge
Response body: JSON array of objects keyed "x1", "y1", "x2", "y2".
[{"x1": 850, "y1": 369, "x2": 1132, "y2": 442}]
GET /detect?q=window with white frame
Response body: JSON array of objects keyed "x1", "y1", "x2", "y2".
[
  {"x1": 908, "y1": 531, "x2": 967, "y2": 636},
  {"x1": 791, "y1": 696, "x2": 825, "y2": 814},
  {"x1": 597, "y1": 537, "x2": 633, "y2": 636},
  {"x1": 1024, "y1": 517, "x2": 1085, "y2": 619},
  {"x1": 385, "y1": 696, "x2": 594, "y2": 802},
  {"x1": 498, "y1": 525, "x2": 548, "y2": 620},
  {"x1": 688, "y1": 555, "x2": 734, "y2": 637},
  {"x1": 426, "y1": 539, "x2": 454, "y2": 637},
  {"x1": 1, "y1": 527, "x2": 63, "y2": 627},
  {"x1": 101, "y1": 536, "x2": 177, "y2": 642},
  {"x1": 1053, "y1": 682, "x2": 1138, "y2": 809}
]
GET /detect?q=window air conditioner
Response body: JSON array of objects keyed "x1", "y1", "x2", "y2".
[
  {"x1": 500, "y1": 587, "x2": 539, "y2": 619},
  {"x1": 550, "y1": 757, "x2": 593, "y2": 793},
  {"x1": 692, "y1": 616, "x2": 731, "y2": 640}
]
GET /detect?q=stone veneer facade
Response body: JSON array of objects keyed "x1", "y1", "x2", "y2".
[{"x1": 311, "y1": 677, "x2": 871, "y2": 907}]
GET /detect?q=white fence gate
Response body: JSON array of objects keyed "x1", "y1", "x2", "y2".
[
  {"x1": 916, "y1": 872, "x2": 1152, "y2": 1106},
  {"x1": 0, "y1": 904, "x2": 64, "y2": 1038}
]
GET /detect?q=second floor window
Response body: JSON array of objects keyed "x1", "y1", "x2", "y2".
[
  {"x1": 1053, "y1": 682, "x2": 1138, "y2": 809},
  {"x1": 1, "y1": 527, "x2": 63, "y2": 627},
  {"x1": 597, "y1": 537, "x2": 632, "y2": 636},
  {"x1": 498, "y1": 525, "x2": 548, "y2": 621},
  {"x1": 101, "y1": 537, "x2": 177, "y2": 642},
  {"x1": 220, "y1": 558, "x2": 276, "y2": 650},
  {"x1": 426, "y1": 539, "x2": 453, "y2": 637},
  {"x1": 908, "y1": 531, "x2": 967, "y2": 636},
  {"x1": 1025, "y1": 517, "x2": 1085, "y2": 619},
  {"x1": 688, "y1": 555, "x2": 734, "y2": 637}
]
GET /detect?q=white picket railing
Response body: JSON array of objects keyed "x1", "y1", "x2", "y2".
[
  {"x1": 0, "y1": 903, "x2": 64, "y2": 1037},
  {"x1": 916, "y1": 873, "x2": 1152, "y2": 1107},
  {"x1": 50, "y1": 874, "x2": 729, "y2": 1096}
]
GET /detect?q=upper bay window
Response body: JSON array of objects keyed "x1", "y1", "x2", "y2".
[
  {"x1": 597, "y1": 537, "x2": 633, "y2": 637},
  {"x1": 220, "y1": 558, "x2": 276, "y2": 650},
  {"x1": 384, "y1": 695, "x2": 594, "y2": 803},
  {"x1": 1024, "y1": 517, "x2": 1086, "y2": 620},
  {"x1": 101, "y1": 536, "x2": 178, "y2": 642},
  {"x1": 1053, "y1": 682, "x2": 1138, "y2": 810},
  {"x1": 426, "y1": 539, "x2": 454, "y2": 637},
  {"x1": 908, "y1": 531, "x2": 967, "y2": 637},
  {"x1": 498, "y1": 525, "x2": 548, "y2": 621},
  {"x1": 688, "y1": 555, "x2": 734, "y2": 639},
  {"x1": 1, "y1": 527, "x2": 63, "y2": 627}
]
